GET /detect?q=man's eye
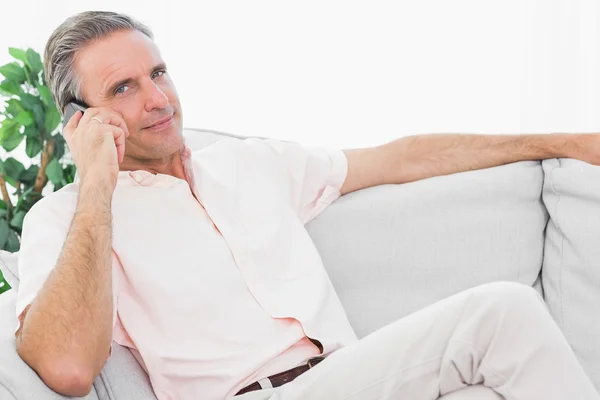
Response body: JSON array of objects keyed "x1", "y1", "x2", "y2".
[
  {"x1": 152, "y1": 70, "x2": 165, "y2": 79},
  {"x1": 115, "y1": 85, "x2": 129, "y2": 95}
]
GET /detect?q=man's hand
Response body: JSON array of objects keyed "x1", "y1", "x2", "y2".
[{"x1": 63, "y1": 108, "x2": 129, "y2": 192}]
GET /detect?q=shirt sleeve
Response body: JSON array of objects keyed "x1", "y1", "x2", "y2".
[
  {"x1": 14, "y1": 189, "x2": 119, "y2": 353},
  {"x1": 242, "y1": 138, "x2": 348, "y2": 225}
]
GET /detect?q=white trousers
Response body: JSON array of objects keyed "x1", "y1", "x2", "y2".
[{"x1": 235, "y1": 281, "x2": 599, "y2": 400}]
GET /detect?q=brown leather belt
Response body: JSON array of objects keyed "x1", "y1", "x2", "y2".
[{"x1": 235, "y1": 355, "x2": 326, "y2": 396}]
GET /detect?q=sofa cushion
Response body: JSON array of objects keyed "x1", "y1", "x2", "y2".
[
  {"x1": 306, "y1": 160, "x2": 547, "y2": 339},
  {"x1": 541, "y1": 157, "x2": 600, "y2": 390},
  {"x1": 95, "y1": 345, "x2": 158, "y2": 400}
]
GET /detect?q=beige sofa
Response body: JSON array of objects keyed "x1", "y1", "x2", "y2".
[{"x1": 1, "y1": 128, "x2": 599, "y2": 399}]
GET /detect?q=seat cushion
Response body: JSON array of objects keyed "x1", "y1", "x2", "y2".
[
  {"x1": 541, "y1": 158, "x2": 600, "y2": 390},
  {"x1": 94, "y1": 345, "x2": 158, "y2": 400},
  {"x1": 306, "y1": 160, "x2": 547, "y2": 339}
]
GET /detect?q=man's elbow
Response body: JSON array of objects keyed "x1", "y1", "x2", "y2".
[
  {"x1": 37, "y1": 361, "x2": 95, "y2": 397},
  {"x1": 16, "y1": 339, "x2": 95, "y2": 397}
]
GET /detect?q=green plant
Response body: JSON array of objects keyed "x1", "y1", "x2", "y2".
[{"x1": 0, "y1": 47, "x2": 77, "y2": 292}]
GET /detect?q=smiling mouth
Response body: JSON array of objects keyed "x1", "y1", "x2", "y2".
[{"x1": 144, "y1": 115, "x2": 173, "y2": 130}]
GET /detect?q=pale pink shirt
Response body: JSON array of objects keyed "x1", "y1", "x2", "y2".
[{"x1": 15, "y1": 136, "x2": 358, "y2": 399}]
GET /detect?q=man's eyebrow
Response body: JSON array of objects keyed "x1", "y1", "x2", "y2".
[{"x1": 104, "y1": 62, "x2": 168, "y2": 96}]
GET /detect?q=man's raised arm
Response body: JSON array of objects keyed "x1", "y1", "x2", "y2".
[{"x1": 15, "y1": 108, "x2": 129, "y2": 397}]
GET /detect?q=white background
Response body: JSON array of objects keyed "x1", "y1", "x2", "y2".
[{"x1": 1, "y1": 0, "x2": 599, "y2": 160}]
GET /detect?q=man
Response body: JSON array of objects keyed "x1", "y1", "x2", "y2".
[{"x1": 13, "y1": 10, "x2": 600, "y2": 400}]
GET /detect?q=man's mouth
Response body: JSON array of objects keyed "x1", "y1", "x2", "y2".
[{"x1": 144, "y1": 115, "x2": 174, "y2": 130}]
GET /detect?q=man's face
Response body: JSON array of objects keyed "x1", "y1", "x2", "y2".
[{"x1": 75, "y1": 29, "x2": 183, "y2": 162}]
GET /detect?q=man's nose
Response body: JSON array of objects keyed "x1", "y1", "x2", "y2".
[{"x1": 144, "y1": 81, "x2": 169, "y2": 112}]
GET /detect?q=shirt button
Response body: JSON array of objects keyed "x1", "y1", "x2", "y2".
[{"x1": 133, "y1": 175, "x2": 144, "y2": 183}]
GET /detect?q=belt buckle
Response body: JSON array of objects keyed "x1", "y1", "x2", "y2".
[{"x1": 307, "y1": 355, "x2": 325, "y2": 369}]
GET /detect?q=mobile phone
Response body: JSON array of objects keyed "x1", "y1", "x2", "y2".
[{"x1": 63, "y1": 101, "x2": 88, "y2": 131}]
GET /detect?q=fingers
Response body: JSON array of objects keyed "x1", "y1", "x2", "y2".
[
  {"x1": 112, "y1": 126, "x2": 126, "y2": 164},
  {"x1": 80, "y1": 108, "x2": 130, "y2": 138},
  {"x1": 75, "y1": 107, "x2": 129, "y2": 164},
  {"x1": 98, "y1": 124, "x2": 127, "y2": 164},
  {"x1": 98, "y1": 111, "x2": 130, "y2": 139}
]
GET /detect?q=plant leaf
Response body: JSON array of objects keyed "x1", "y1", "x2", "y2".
[
  {"x1": 23, "y1": 125, "x2": 39, "y2": 137},
  {"x1": 26, "y1": 49, "x2": 44, "y2": 76},
  {"x1": 5, "y1": 229, "x2": 20, "y2": 252},
  {"x1": 20, "y1": 186, "x2": 34, "y2": 198},
  {"x1": 3, "y1": 158, "x2": 25, "y2": 182},
  {"x1": 0, "y1": 268, "x2": 11, "y2": 294},
  {"x1": 0, "y1": 79, "x2": 22, "y2": 96},
  {"x1": 17, "y1": 187, "x2": 40, "y2": 214},
  {"x1": 25, "y1": 136, "x2": 42, "y2": 158},
  {"x1": 0, "y1": 119, "x2": 18, "y2": 139},
  {"x1": 44, "y1": 104, "x2": 61, "y2": 134},
  {"x1": 20, "y1": 164, "x2": 39, "y2": 185},
  {"x1": 0, "y1": 62, "x2": 26, "y2": 83},
  {"x1": 0, "y1": 124, "x2": 24, "y2": 152},
  {"x1": 53, "y1": 133, "x2": 66, "y2": 160},
  {"x1": 24, "y1": 65, "x2": 38, "y2": 86},
  {"x1": 6, "y1": 99, "x2": 24, "y2": 117},
  {"x1": 4, "y1": 175, "x2": 17, "y2": 188},
  {"x1": 0, "y1": 219, "x2": 9, "y2": 249},
  {"x1": 19, "y1": 93, "x2": 42, "y2": 111},
  {"x1": 32, "y1": 104, "x2": 45, "y2": 132},
  {"x1": 9, "y1": 210, "x2": 25, "y2": 230},
  {"x1": 37, "y1": 84, "x2": 53, "y2": 107},
  {"x1": 16, "y1": 111, "x2": 34, "y2": 126},
  {"x1": 8, "y1": 48, "x2": 27, "y2": 64},
  {"x1": 14, "y1": 195, "x2": 23, "y2": 210},
  {"x1": 46, "y1": 158, "x2": 63, "y2": 185},
  {"x1": 0, "y1": 118, "x2": 16, "y2": 140},
  {"x1": 63, "y1": 163, "x2": 77, "y2": 184}
]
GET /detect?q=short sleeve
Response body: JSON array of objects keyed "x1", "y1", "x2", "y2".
[
  {"x1": 243, "y1": 138, "x2": 348, "y2": 225},
  {"x1": 14, "y1": 188, "x2": 119, "y2": 344}
]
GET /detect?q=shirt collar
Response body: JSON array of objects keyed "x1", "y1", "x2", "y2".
[{"x1": 119, "y1": 140, "x2": 194, "y2": 188}]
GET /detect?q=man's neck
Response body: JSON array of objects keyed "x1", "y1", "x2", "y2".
[{"x1": 120, "y1": 151, "x2": 187, "y2": 181}]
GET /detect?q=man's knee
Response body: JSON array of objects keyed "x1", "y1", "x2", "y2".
[{"x1": 473, "y1": 281, "x2": 545, "y2": 313}]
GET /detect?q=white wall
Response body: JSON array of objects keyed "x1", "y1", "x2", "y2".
[{"x1": 1, "y1": 0, "x2": 598, "y2": 160}]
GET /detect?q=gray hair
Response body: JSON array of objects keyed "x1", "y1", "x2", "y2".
[{"x1": 44, "y1": 11, "x2": 154, "y2": 114}]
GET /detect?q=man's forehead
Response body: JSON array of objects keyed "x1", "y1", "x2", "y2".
[{"x1": 76, "y1": 30, "x2": 162, "y2": 94}]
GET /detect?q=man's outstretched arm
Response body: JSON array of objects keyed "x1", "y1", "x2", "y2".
[{"x1": 339, "y1": 133, "x2": 597, "y2": 196}]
